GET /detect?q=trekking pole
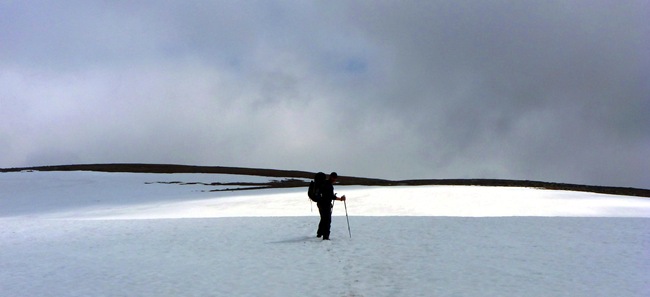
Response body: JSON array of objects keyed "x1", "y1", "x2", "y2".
[{"x1": 344, "y1": 199, "x2": 351, "y2": 238}]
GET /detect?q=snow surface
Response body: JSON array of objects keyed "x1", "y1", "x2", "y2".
[{"x1": 1, "y1": 171, "x2": 649, "y2": 296}]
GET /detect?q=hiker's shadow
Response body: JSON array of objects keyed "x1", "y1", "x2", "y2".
[{"x1": 267, "y1": 236, "x2": 314, "y2": 244}]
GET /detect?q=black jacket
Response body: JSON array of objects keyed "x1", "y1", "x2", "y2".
[{"x1": 318, "y1": 181, "x2": 336, "y2": 206}]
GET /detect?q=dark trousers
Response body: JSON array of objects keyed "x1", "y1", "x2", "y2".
[{"x1": 317, "y1": 203, "x2": 332, "y2": 238}]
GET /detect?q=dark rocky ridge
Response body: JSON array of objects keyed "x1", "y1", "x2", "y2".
[{"x1": 2, "y1": 163, "x2": 648, "y2": 198}]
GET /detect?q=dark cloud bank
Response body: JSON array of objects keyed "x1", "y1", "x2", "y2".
[{"x1": 1, "y1": 1, "x2": 648, "y2": 188}]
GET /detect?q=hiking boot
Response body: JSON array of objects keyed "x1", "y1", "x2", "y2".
[{"x1": 322, "y1": 237, "x2": 330, "y2": 240}]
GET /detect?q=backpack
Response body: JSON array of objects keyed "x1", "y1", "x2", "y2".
[{"x1": 308, "y1": 172, "x2": 326, "y2": 202}]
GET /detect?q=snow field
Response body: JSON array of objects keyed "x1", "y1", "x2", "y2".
[{"x1": 1, "y1": 171, "x2": 649, "y2": 296}]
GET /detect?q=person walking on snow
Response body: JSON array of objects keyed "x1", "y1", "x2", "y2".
[{"x1": 317, "y1": 172, "x2": 346, "y2": 240}]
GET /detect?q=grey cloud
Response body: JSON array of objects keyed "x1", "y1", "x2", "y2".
[
  {"x1": 1, "y1": 1, "x2": 648, "y2": 188},
  {"x1": 328, "y1": 1, "x2": 649, "y2": 185}
]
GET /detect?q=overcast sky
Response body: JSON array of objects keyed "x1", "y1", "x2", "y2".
[{"x1": 1, "y1": 1, "x2": 648, "y2": 188}]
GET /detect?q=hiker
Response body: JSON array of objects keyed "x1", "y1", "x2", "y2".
[{"x1": 317, "y1": 172, "x2": 346, "y2": 240}]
